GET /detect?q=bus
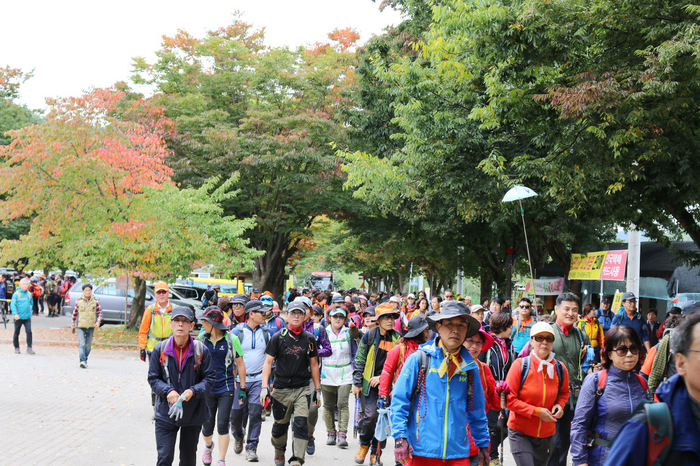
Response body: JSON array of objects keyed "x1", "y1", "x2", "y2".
[
  {"x1": 190, "y1": 277, "x2": 247, "y2": 296},
  {"x1": 307, "y1": 272, "x2": 334, "y2": 291}
]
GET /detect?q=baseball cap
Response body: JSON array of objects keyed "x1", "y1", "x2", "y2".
[
  {"x1": 287, "y1": 300, "x2": 307, "y2": 314},
  {"x1": 601, "y1": 296, "x2": 611, "y2": 304},
  {"x1": 171, "y1": 306, "x2": 196, "y2": 322},
  {"x1": 231, "y1": 294, "x2": 249, "y2": 305},
  {"x1": 669, "y1": 307, "x2": 682, "y2": 315},
  {"x1": 329, "y1": 307, "x2": 347, "y2": 317},
  {"x1": 621, "y1": 292, "x2": 636, "y2": 301},
  {"x1": 245, "y1": 299, "x2": 264, "y2": 314},
  {"x1": 295, "y1": 296, "x2": 313, "y2": 308},
  {"x1": 407, "y1": 293, "x2": 416, "y2": 299},
  {"x1": 681, "y1": 300, "x2": 700, "y2": 316},
  {"x1": 389, "y1": 296, "x2": 401, "y2": 304},
  {"x1": 530, "y1": 322, "x2": 555, "y2": 338},
  {"x1": 154, "y1": 281, "x2": 169, "y2": 292},
  {"x1": 202, "y1": 306, "x2": 227, "y2": 330},
  {"x1": 331, "y1": 294, "x2": 345, "y2": 304},
  {"x1": 261, "y1": 295, "x2": 274, "y2": 307}
]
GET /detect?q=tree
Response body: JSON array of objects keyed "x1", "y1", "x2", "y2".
[
  {"x1": 0, "y1": 88, "x2": 257, "y2": 328},
  {"x1": 131, "y1": 19, "x2": 359, "y2": 302}
]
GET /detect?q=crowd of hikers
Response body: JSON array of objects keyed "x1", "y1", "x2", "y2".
[{"x1": 131, "y1": 283, "x2": 700, "y2": 466}]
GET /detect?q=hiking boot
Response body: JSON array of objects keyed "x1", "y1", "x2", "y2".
[
  {"x1": 490, "y1": 459, "x2": 501, "y2": 466},
  {"x1": 326, "y1": 431, "x2": 336, "y2": 445},
  {"x1": 234, "y1": 438, "x2": 244, "y2": 454},
  {"x1": 202, "y1": 442, "x2": 214, "y2": 466},
  {"x1": 27, "y1": 347, "x2": 35, "y2": 355},
  {"x1": 337, "y1": 432, "x2": 348, "y2": 448},
  {"x1": 370, "y1": 454, "x2": 382, "y2": 466},
  {"x1": 14, "y1": 347, "x2": 20, "y2": 354},
  {"x1": 355, "y1": 445, "x2": 370, "y2": 464},
  {"x1": 274, "y1": 454, "x2": 285, "y2": 466},
  {"x1": 245, "y1": 449, "x2": 258, "y2": 462},
  {"x1": 79, "y1": 361, "x2": 87, "y2": 369},
  {"x1": 306, "y1": 435, "x2": 315, "y2": 455}
]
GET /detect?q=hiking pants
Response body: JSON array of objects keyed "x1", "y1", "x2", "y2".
[
  {"x1": 509, "y1": 428, "x2": 555, "y2": 466},
  {"x1": 546, "y1": 404, "x2": 573, "y2": 466},
  {"x1": 271, "y1": 386, "x2": 310, "y2": 464},
  {"x1": 13, "y1": 318, "x2": 32, "y2": 348},
  {"x1": 155, "y1": 420, "x2": 201, "y2": 466},
  {"x1": 360, "y1": 388, "x2": 386, "y2": 453},
  {"x1": 202, "y1": 391, "x2": 234, "y2": 437},
  {"x1": 231, "y1": 381, "x2": 264, "y2": 451},
  {"x1": 487, "y1": 409, "x2": 504, "y2": 459},
  {"x1": 321, "y1": 384, "x2": 352, "y2": 434}
]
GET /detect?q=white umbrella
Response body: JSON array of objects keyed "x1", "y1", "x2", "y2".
[{"x1": 503, "y1": 186, "x2": 538, "y2": 304}]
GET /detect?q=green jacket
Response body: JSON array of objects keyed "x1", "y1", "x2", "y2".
[
  {"x1": 550, "y1": 322, "x2": 589, "y2": 401},
  {"x1": 353, "y1": 327, "x2": 400, "y2": 396}
]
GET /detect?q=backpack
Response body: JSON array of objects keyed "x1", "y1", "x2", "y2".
[
  {"x1": 519, "y1": 355, "x2": 565, "y2": 398},
  {"x1": 607, "y1": 400, "x2": 673, "y2": 466},
  {"x1": 586, "y1": 369, "x2": 648, "y2": 448},
  {"x1": 411, "y1": 349, "x2": 474, "y2": 411},
  {"x1": 6, "y1": 280, "x2": 14, "y2": 294},
  {"x1": 236, "y1": 324, "x2": 270, "y2": 347},
  {"x1": 198, "y1": 331, "x2": 240, "y2": 373},
  {"x1": 159, "y1": 336, "x2": 204, "y2": 385}
]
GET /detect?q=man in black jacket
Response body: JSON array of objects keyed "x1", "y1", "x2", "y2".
[{"x1": 148, "y1": 307, "x2": 215, "y2": 466}]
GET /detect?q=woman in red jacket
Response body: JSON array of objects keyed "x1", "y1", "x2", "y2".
[
  {"x1": 464, "y1": 327, "x2": 501, "y2": 412},
  {"x1": 505, "y1": 322, "x2": 570, "y2": 466},
  {"x1": 377, "y1": 315, "x2": 430, "y2": 404}
]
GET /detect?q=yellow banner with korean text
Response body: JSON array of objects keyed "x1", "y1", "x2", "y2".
[{"x1": 569, "y1": 250, "x2": 627, "y2": 281}]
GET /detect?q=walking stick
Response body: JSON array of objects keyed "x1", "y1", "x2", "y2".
[{"x1": 499, "y1": 392, "x2": 507, "y2": 465}]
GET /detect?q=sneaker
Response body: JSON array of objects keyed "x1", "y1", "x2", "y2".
[
  {"x1": 203, "y1": 442, "x2": 214, "y2": 466},
  {"x1": 326, "y1": 431, "x2": 336, "y2": 446},
  {"x1": 79, "y1": 361, "x2": 87, "y2": 369},
  {"x1": 245, "y1": 449, "x2": 258, "y2": 462},
  {"x1": 337, "y1": 432, "x2": 348, "y2": 448},
  {"x1": 14, "y1": 348, "x2": 20, "y2": 354},
  {"x1": 370, "y1": 454, "x2": 382, "y2": 466},
  {"x1": 217, "y1": 461, "x2": 226, "y2": 466},
  {"x1": 306, "y1": 435, "x2": 315, "y2": 455},
  {"x1": 274, "y1": 454, "x2": 285, "y2": 466},
  {"x1": 355, "y1": 445, "x2": 370, "y2": 464},
  {"x1": 234, "y1": 438, "x2": 244, "y2": 454},
  {"x1": 27, "y1": 347, "x2": 35, "y2": 355}
]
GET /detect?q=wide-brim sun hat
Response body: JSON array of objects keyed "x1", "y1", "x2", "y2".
[
  {"x1": 403, "y1": 315, "x2": 429, "y2": 339},
  {"x1": 202, "y1": 306, "x2": 228, "y2": 331},
  {"x1": 428, "y1": 301, "x2": 480, "y2": 338},
  {"x1": 374, "y1": 303, "x2": 400, "y2": 319}
]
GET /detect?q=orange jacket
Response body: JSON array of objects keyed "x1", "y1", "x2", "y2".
[
  {"x1": 505, "y1": 354, "x2": 570, "y2": 438},
  {"x1": 640, "y1": 345, "x2": 657, "y2": 376}
]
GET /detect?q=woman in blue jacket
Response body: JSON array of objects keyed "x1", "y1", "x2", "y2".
[
  {"x1": 11, "y1": 277, "x2": 34, "y2": 354},
  {"x1": 390, "y1": 301, "x2": 489, "y2": 466},
  {"x1": 570, "y1": 326, "x2": 647, "y2": 466}
]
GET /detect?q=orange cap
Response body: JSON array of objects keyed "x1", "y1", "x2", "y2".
[{"x1": 154, "y1": 281, "x2": 169, "y2": 292}]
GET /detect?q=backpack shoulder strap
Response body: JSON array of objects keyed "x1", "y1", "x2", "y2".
[
  {"x1": 519, "y1": 356, "x2": 531, "y2": 392},
  {"x1": 555, "y1": 360, "x2": 564, "y2": 396},
  {"x1": 635, "y1": 373, "x2": 649, "y2": 393},
  {"x1": 262, "y1": 325, "x2": 270, "y2": 344},
  {"x1": 410, "y1": 349, "x2": 429, "y2": 404},
  {"x1": 159, "y1": 336, "x2": 173, "y2": 385},
  {"x1": 644, "y1": 402, "x2": 673, "y2": 466},
  {"x1": 193, "y1": 339, "x2": 204, "y2": 375}
]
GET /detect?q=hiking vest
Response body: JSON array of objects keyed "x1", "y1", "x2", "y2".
[
  {"x1": 322, "y1": 326, "x2": 353, "y2": 386},
  {"x1": 147, "y1": 303, "x2": 173, "y2": 352},
  {"x1": 76, "y1": 296, "x2": 98, "y2": 328}
]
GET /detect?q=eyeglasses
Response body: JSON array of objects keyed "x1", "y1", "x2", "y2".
[
  {"x1": 444, "y1": 295, "x2": 454, "y2": 299},
  {"x1": 289, "y1": 311, "x2": 305, "y2": 317},
  {"x1": 613, "y1": 345, "x2": 640, "y2": 356},
  {"x1": 519, "y1": 304, "x2": 531, "y2": 309},
  {"x1": 156, "y1": 290, "x2": 168, "y2": 295},
  {"x1": 249, "y1": 310, "x2": 266, "y2": 315},
  {"x1": 531, "y1": 335, "x2": 555, "y2": 343}
]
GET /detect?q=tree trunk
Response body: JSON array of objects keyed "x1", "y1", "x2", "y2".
[
  {"x1": 480, "y1": 267, "x2": 493, "y2": 303},
  {"x1": 252, "y1": 232, "x2": 299, "y2": 306},
  {"x1": 127, "y1": 276, "x2": 147, "y2": 330}
]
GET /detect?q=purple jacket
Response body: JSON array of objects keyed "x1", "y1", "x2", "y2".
[
  {"x1": 570, "y1": 366, "x2": 647, "y2": 465},
  {"x1": 304, "y1": 321, "x2": 332, "y2": 358}
]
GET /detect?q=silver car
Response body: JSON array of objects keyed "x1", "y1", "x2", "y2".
[{"x1": 62, "y1": 280, "x2": 203, "y2": 324}]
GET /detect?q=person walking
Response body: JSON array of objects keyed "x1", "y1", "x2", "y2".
[
  {"x1": 321, "y1": 305, "x2": 357, "y2": 448},
  {"x1": 353, "y1": 303, "x2": 401, "y2": 466},
  {"x1": 231, "y1": 299, "x2": 271, "y2": 461},
  {"x1": 139, "y1": 281, "x2": 174, "y2": 362},
  {"x1": 505, "y1": 322, "x2": 571, "y2": 466},
  {"x1": 611, "y1": 292, "x2": 650, "y2": 352},
  {"x1": 604, "y1": 315, "x2": 700, "y2": 465},
  {"x1": 577, "y1": 304, "x2": 605, "y2": 363},
  {"x1": 11, "y1": 277, "x2": 34, "y2": 354},
  {"x1": 596, "y1": 297, "x2": 614, "y2": 335},
  {"x1": 390, "y1": 300, "x2": 490, "y2": 466},
  {"x1": 148, "y1": 307, "x2": 216, "y2": 466},
  {"x1": 511, "y1": 298, "x2": 536, "y2": 353},
  {"x1": 71, "y1": 283, "x2": 102, "y2": 368},
  {"x1": 541, "y1": 292, "x2": 589, "y2": 466},
  {"x1": 570, "y1": 326, "x2": 647, "y2": 466},
  {"x1": 262, "y1": 300, "x2": 321, "y2": 466},
  {"x1": 199, "y1": 307, "x2": 246, "y2": 466}
]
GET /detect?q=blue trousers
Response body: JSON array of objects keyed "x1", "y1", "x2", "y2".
[
  {"x1": 231, "y1": 380, "x2": 264, "y2": 450},
  {"x1": 78, "y1": 327, "x2": 94, "y2": 363},
  {"x1": 155, "y1": 420, "x2": 201, "y2": 466}
]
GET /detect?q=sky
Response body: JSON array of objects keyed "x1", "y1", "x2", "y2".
[{"x1": 2, "y1": 0, "x2": 403, "y2": 111}]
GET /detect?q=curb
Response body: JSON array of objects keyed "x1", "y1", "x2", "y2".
[{"x1": 0, "y1": 339, "x2": 137, "y2": 348}]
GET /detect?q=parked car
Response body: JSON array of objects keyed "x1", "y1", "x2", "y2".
[
  {"x1": 169, "y1": 284, "x2": 206, "y2": 302},
  {"x1": 62, "y1": 279, "x2": 203, "y2": 324}
]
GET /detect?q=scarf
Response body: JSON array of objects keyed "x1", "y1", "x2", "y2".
[
  {"x1": 437, "y1": 340, "x2": 462, "y2": 378},
  {"x1": 288, "y1": 325, "x2": 303, "y2": 336},
  {"x1": 557, "y1": 319, "x2": 573, "y2": 336},
  {"x1": 532, "y1": 351, "x2": 556, "y2": 379}
]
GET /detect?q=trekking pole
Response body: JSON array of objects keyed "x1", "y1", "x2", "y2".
[{"x1": 499, "y1": 392, "x2": 507, "y2": 465}]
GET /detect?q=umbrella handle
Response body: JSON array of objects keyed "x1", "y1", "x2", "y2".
[{"x1": 500, "y1": 393, "x2": 506, "y2": 410}]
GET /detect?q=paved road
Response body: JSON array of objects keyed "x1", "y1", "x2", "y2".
[{"x1": 1, "y1": 345, "x2": 385, "y2": 466}]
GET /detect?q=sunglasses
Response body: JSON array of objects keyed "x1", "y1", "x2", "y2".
[
  {"x1": 613, "y1": 345, "x2": 640, "y2": 356},
  {"x1": 531, "y1": 335, "x2": 555, "y2": 343},
  {"x1": 519, "y1": 304, "x2": 531, "y2": 309},
  {"x1": 156, "y1": 290, "x2": 168, "y2": 295},
  {"x1": 249, "y1": 310, "x2": 266, "y2": 315}
]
